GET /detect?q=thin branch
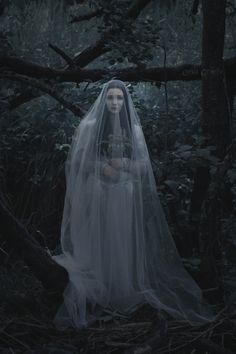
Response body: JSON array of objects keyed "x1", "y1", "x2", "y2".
[
  {"x1": 0, "y1": 72, "x2": 86, "y2": 117},
  {"x1": 72, "y1": 38, "x2": 109, "y2": 68},
  {"x1": 2, "y1": 90, "x2": 38, "y2": 110},
  {"x1": 48, "y1": 43, "x2": 76, "y2": 68},
  {"x1": 191, "y1": 0, "x2": 200, "y2": 15},
  {"x1": 128, "y1": 0, "x2": 153, "y2": 18},
  {"x1": 70, "y1": 0, "x2": 153, "y2": 68},
  {"x1": 70, "y1": 8, "x2": 103, "y2": 23},
  {"x1": 75, "y1": 0, "x2": 87, "y2": 4}
]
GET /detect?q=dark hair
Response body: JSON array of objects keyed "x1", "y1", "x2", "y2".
[{"x1": 98, "y1": 80, "x2": 133, "y2": 158}]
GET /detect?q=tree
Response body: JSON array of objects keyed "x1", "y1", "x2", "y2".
[
  {"x1": 190, "y1": 0, "x2": 233, "y2": 303},
  {"x1": 0, "y1": 0, "x2": 235, "y2": 302}
]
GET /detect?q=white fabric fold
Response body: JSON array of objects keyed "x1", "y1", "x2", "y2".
[{"x1": 52, "y1": 79, "x2": 216, "y2": 329}]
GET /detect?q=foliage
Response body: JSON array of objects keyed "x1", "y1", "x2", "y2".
[{"x1": 0, "y1": 0, "x2": 235, "y2": 299}]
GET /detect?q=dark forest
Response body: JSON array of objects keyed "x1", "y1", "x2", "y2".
[{"x1": 0, "y1": 0, "x2": 236, "y2": 353}]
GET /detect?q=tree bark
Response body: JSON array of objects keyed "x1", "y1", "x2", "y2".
[
  {"x1": 1, "y1": 55, "x2": 236, "y2": 111},
  {"x1": 190, "y1": 0, "x2": 230, "y2": 303},
  {"x1": 1, "y1": 55, "x2": 236, "y2": 84},
  {"x1": 201, "y1": 0, "x2": 231, "y2": 156}
]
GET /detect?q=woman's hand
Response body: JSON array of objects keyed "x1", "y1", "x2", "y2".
[
  {"x1": 102, "y1": 164, "x2": 117, "y2": 178},
  {"x1": 109, "y1": 158, "x2": 130, "y2": 170},
  {"x1": 109, "y1": 158, "x2": 123, "y2": 170}
]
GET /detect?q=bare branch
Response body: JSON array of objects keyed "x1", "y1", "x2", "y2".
[
  {"x1": 128, "y1": 0, "x2": 153, "y2": 18},
  {"x1": 191, "y1": 0, "x2": 200, "y2": 15},
  {"x1": 71, "y1": 0, "x2": 154, "y2": 68},
  {"x1": 2, "y1": 90, "x2": 38, "y2": 110},
  {"x1": 70, "y1": 8, "x2": 103, "y2": 23},
  {"x1": 72, "y1": 38, "x2": 109, "y2": 68},
  {"x1": 1, "y1": 55, "x2": 236, "y2": 84},
  {"x1": 48, "y1": 43, "x2": 76, "y2": 68},
  {"x1": 0, "y1": 71, "x2": 86, "y2": 117}
]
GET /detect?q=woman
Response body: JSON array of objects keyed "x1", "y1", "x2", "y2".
[{"x1": 52, "y1": 79, "x2": 216, "y2": 329}]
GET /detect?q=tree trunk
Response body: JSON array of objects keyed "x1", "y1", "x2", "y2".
[
  {"x1": 190, "y1": 0, "x2": 230, "y2": 303},
  {"x1": 201, "y1": 0, "x2": 231, "y2": 156}
]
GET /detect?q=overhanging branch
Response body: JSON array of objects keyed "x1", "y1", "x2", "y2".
[
  {"x1": 1, "y1": 55, "x2": 236, "y2": 84},
  {"x1": 0, "y1": 71, "x2": 86, "y2": 117}
]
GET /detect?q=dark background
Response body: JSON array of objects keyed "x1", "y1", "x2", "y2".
[{"x1": 0, "y1": 0, "x2": 235, "y2": 352}]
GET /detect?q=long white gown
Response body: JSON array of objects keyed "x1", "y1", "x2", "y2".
[{"x1": 51, "y1": 80, "x2": 216, "y2": 329}]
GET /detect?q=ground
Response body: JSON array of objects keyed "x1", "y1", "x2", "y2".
[{"x1": 0, "y1": 259, "x2": 235, "y2": 353}]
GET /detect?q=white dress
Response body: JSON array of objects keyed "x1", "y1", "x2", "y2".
[
  {"x1": 52, "y1": 124, "x2": 151, "y2": 327},
  {"x1": 51, "y1": 79, "x2": 216, "y2": 329}
]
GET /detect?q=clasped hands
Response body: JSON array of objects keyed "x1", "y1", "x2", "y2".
[{"x1": 102, "y1": 157, "x2": 130, "y2": 180}]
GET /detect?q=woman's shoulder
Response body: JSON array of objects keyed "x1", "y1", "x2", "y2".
[
  {"x1": 133, "y1": 123, "x2": 143, "y2": 137},
  {"x1": 71, "y1": 119, "x2": 96, "y2": 146},
  {"x1": 79, "y1": 118, "x2": 96, "y2": 132}
]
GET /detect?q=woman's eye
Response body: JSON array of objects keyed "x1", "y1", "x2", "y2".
[{"x1": 107, "y1": 94, "x2": 123, "y2": 100}]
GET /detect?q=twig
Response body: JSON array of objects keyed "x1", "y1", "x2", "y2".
[
  {"x1": 0, "y1": 319, "x2": 16, "y2": 332},
  {"x1": 191, "y1": 0, "x2": 200, "y2": 16},
  {"x1": 11, "y1": 320, "x2": 47, "y2": 329},
  {"x1": 2, "y1": 330, "x2": 31, "y2": 351},
  {"x1": 105, "y1": 340, "x2": 132, "y2": 348},
  {"x1": 0, "y1": 246, "x2": 8, "y2": 256},
  {"x1": 119, "y1": 322, "x2": 152, "y2": 328},
  {"x1": 158, "y1": 317, "x2": 226, "y2": 353},
  {"x1": 199, "y1": 337, "x2": 235, "y2": 354}
]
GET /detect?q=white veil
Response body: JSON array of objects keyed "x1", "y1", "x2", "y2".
[{"x1": 51, "y1": 79, "x2": 216, "y2": 329}]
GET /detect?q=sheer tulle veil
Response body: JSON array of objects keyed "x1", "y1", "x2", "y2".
[{"x1": 51, "y1": 79, "x2": 216, "y2": 329}]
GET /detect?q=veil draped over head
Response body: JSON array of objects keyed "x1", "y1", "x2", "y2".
[{"x1": 52, "y1": 79, "x2": 216, "y2": 329}]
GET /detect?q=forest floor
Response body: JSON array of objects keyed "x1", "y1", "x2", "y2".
[{"x1": 0, "y1": 259, "x2": 236, "y2": 354}]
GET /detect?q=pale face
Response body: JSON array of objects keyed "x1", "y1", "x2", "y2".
[{"x1": 106, "y1": 88, "x2": 124, "y2": 114}]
